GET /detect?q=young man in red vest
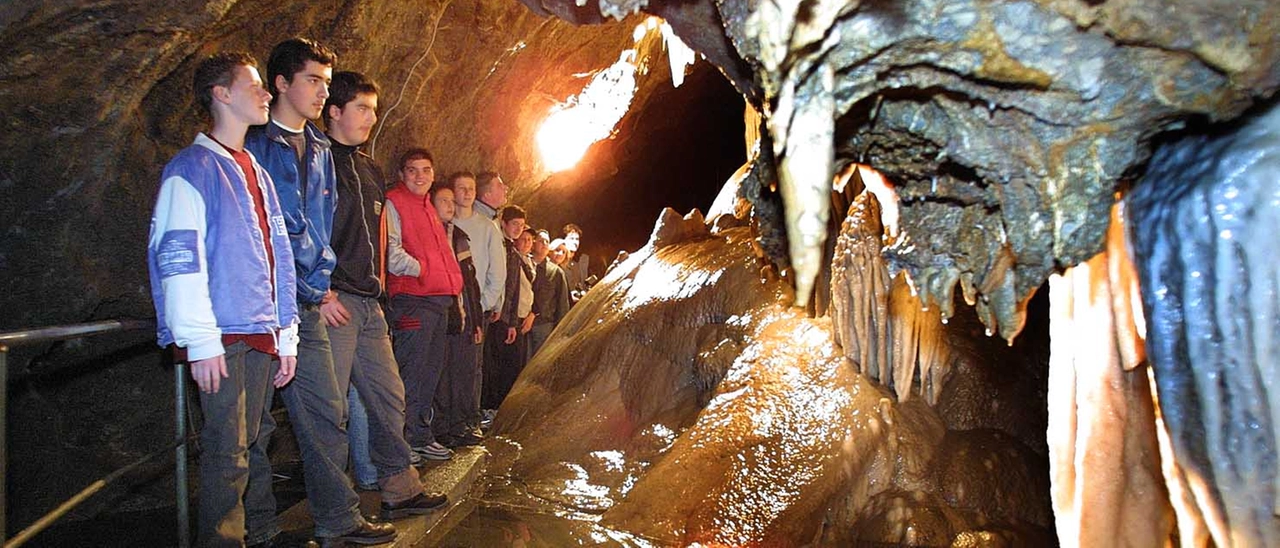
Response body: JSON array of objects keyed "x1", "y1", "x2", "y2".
[{"x1": 384, "y1": 149, "x2": 464, "y2": 461}]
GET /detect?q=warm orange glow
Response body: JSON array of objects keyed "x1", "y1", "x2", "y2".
[
  {"x1": 536, "y1": 51, "x2": 638, "y2": 172},
  {"x1": 536, "y1": 17, "x2": 698, "y2": 173}
]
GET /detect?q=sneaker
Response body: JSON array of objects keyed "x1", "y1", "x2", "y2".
[
  {"x1": 411, "y1": 442, "x2": 453, "y2": 461},
  {"x1": 380, "y1": 491, "x2": 449, "y2": 520},
  {"x1": 479, "y1": 409, "x2": 497, "y2": 431},
  {"x1": 445, "y1": 429, "x2": 485, "y2": 447}
]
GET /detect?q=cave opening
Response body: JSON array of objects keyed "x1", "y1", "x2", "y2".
[{"x1": 524, "y1": 60, "x2": 746, "y2": 271}]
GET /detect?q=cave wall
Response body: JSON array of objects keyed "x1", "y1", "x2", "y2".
[
  {"x1": 0, "y1": 0, "x2": 644, "y2": 331},
  {"x1": 1, "y1": 0, "x2": 716, "y2": 531}
]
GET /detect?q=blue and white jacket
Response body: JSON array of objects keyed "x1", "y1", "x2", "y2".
[
  {"x1": 147, "y1": 134, "x2": 300, "y2": 360},
  {"x1": 245, "y1": 120, "x2": 338, "y2": 306}
]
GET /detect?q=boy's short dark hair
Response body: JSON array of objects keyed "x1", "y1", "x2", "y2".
[
  {"x1": 266, "y1": 38, "x2": 337, "y2": 98},
  {"x1": 476, "y1": 171, "x2": 502, "y2": 196},
  {"x1": 323, "y1": 71, "x2": 379, "y2": 124},
  {"x1": 193, "y1": 52, "x2": 258, "y2": 116},
  {"x1": 501, "y1": 205, "x2": 527, "y2": 223},
  {"x1": 398, "y1": 148, "x2": 434, "y2": 172},
  {"x1": 562, "y1": 223, "x2": 583, "y2": 237},
  {"x1": 428, "y1": 185, "x2": 453, "y2": 201}
]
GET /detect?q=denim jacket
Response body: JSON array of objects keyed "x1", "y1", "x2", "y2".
[{"x1": 245, "y1": 120, "x2": 338, "y2": 305}]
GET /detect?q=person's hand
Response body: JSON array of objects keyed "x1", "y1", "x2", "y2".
[
  {"x1": 191, "y1": 354, "x2": 228, "y2": 393},
  {"x1": 275, "y1": 356, "x2": 297, "y2": 388},
  {"x1": 487, "y1": 311, "x2": 501, "y2": 324},
  {"x1": 505, "y1": 327, "x2": 517, "y2": 344},
  {"x1": 473, "y1": 326, "x2": 484, "y2": 345},
  {"x1": 320, "y1": 291, "x2": 350, "y2": 327},
  {"x1": 520, "y1": 314, "x2": 535, "y2": 334}
]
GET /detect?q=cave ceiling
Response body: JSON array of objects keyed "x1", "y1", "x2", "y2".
[
  {"x1": 3, "y1": 0, "x2": 1275, "y2": 339},
  {"x1": 531, "y1": 0, "x2": 1279, "y2": 341},
  {"x1": 0, "y1": 0, "x2": 657, "y2": 328}
]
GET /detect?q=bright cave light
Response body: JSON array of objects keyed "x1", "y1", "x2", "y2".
[
  {"x1": 536, "y1": 17, "x2": 697, "y2": 173},
  {"x1": 536, "y1": 50, "x2": 638, "y2": 172}
]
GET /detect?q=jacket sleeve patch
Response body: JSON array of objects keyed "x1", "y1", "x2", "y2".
[
  {"x1": 157, "y1": 230, "x2": 201, "y2": 278},
  {"x1": 271, "y1": 215, "x2": 288, "y2": 236}
]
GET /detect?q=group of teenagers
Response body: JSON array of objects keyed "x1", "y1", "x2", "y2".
[{"x1": 146, "y1": 36, "x2": 586, "y2": 547}]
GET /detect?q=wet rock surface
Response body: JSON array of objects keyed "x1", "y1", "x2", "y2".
[
  {"x1": 1128, "y1": 103, "x2": 1280, "y2": 546},
  {"x1": 463, "y1": 219, "x2": 1051, "y2": 546},
  {"x1": 537, "y1": 0, "x2": 1280, "y2": 340}
]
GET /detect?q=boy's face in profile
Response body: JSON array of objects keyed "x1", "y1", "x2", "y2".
[
  {"x1": 277, "y1": 60, "x2": 333, "y2": 121},
  {"x1": 223, "y1": 65, "x2": 272, "y2": 127}
]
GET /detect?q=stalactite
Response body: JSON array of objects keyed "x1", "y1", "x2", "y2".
[
  {"x1": 830, "y1": 190, "x2": 955, "y2": 404},
  {"x1": 1128, "y1": 103, "x2": 1280, "y2": 548},
  {"x1": 1046, "y1": 202, "x2": 1174, "y2": 547}
]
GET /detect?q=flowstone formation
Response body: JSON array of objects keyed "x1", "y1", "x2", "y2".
[
  {"x1": 521, "y1": 0, "x2": 1280, "y2": 544},
  {"x1": 475, "y1": 209, "x2": 1052, "y2": 546}
]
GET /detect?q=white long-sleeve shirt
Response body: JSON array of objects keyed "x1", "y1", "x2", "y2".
[{"x1": 453, "y1": 210, "x2": 507, "y2": 313}]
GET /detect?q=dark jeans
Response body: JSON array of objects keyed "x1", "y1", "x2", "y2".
[
  {"x1": 278, "y1": 307, "x2": 363, "y2": 538},
  {"x1": 328, "y1": 291, "x2": 423, "y2": 503},
  {"x1": 482, "y1": 319, "x2": 526, "y2": 410},
  {"x1": 388, "y1": 294, "x2": 451, "y2": 446},
  {"x1": 527, "y1": 322, "x2": 553, "y2": 363},
  {"x1": 436, "y1": 331, "x2": 482, "y2": 438},
  {"x1": 195, "y1": 341, "x2": 278, "y2": 547}
]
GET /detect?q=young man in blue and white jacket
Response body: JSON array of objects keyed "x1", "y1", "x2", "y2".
[
  {"x1": 245, "y1": 38, "x2": 397, "y2": 546},
  {"x1": 147, "y1": 51, "x2": 298, "y2": 547}
]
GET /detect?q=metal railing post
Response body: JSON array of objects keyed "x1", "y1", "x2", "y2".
[
  {"x1": 1, "y1": 345, "x2": 7, "y2": 540},
  {"x1": 175, "y1": 362, "x2": 189, "y2": 548}
]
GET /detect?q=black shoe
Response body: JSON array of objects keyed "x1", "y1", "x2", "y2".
[
  {"x1": 380, "y1": 491, "x2": 449, "y2": 519},
  {"x1": 318, "y1": 520, "x2": 397, "y2": 546}
]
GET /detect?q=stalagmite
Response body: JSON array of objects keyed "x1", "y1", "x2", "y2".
[
  {"x1": 831, "y1": 189, "x2": 955, "y2": 404},
  {"x1": 1046, "y1": 203, "x2": 1173, "y2": 547}
]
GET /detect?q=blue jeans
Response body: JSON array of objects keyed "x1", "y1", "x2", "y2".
[
  {"x1": 328, "y1": 291, "x2": 423, "y2": 503},
  {"x1": 346, "y1": 385, "x2": 377, "y2": 487},
  {"x1": 278, "y1": 307, "x2": 363, "y2": 538},
  {"x1": 195, "y1": 341, "x2": 279, "y2": 547}
]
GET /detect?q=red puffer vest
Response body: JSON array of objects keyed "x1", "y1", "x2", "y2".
[{"x1": 384, "y1": 184, "x2": 463, "y2": 298}]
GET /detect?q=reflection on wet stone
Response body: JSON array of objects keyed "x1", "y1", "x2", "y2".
[{"x1": 444, "y1": 216, "x2": 1052, "y2": 545}]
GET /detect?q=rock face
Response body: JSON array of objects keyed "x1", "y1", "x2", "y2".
[
  {"x1": 592, "y1": 0, "x2": 1279, "y2": 341},
  {"x1": 4, "y1": 0, "x2": 1279, "y2": 545},
  {"x1": 0, "y1": 0, "x2": 643, "y2": 331},
  {"x1": 1128, "y1": 105, "x2": 1280, "y2": 547},
  {"x1": 482, "y1": 218, "x2": 1052, "y2": 545}
]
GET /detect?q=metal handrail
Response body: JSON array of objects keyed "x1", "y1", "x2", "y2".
[{"x1": 0, "y1": 319, "x2": 193, "y2": 548}]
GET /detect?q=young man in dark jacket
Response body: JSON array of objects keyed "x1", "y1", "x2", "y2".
[
  {"x1": 430, "y1": 182, "x2": 486, "y2": 448},
  {"x1": 245, "y1": 38, "x2": 395, "y2": 545},
  {"x1": 529, "y1": 231, "x2": 570, "y2": 358},
  {"x1": 482, "y1": 205, "x2": 533, "y2": 410},
  {"x1": 322, "y1": 71, "x2": 447, "y2": 519}
]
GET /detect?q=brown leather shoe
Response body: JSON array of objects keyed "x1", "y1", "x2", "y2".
[
  {"x1": 380, "y1": 491, "x2": 449, "y2": 519},
  {"x1": 318, "y1": 520, "x2": 397, "y2": 546}
]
